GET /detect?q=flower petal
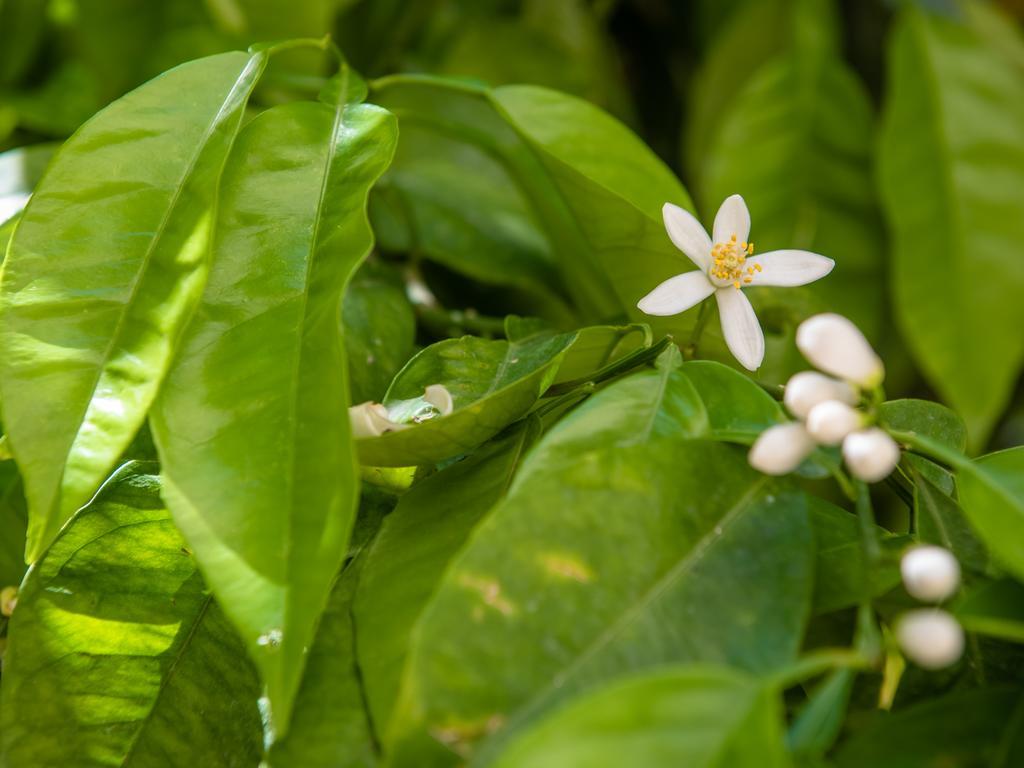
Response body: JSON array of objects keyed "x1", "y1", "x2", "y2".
[
  {"x1": 637, "y1": 271, "x2": 715, "y2": 316},
  {"x1": 747, "y1": 250, "x2": 835, "y2": 287},
  {"x1": 712, "y1": 194, "x2": 750, "y2": 246},
  {"x1": 715, "y1": 287, "x2": 764, "y2": 371},
  {"x1": 662, "y1": 203, "x2": 712, "y2": 271}
]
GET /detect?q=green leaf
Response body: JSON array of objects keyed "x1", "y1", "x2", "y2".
[
  {"x1": 0, "y1": 460, "x2": 27, "y2": 587},
  {"x1": 355, "y1": 419, "x2": 541, "y2": 734},
  {"x1": 370, "y1": 75, "x2": 692, "y2": 326},
  {"x1": 355, "y1": 328, "x2": 575, "y2": 467},
  {"x1": 957, "y1": 447, "x2": 1024, "y2": 583},
  {"x1": 0, "y1": 50, "x2": 268, "y2": 561},
  {"x1": 384, "y1": 369, "x2": 813, "y2": 766},
  {"x1": 787, "y1": 668, "x2": 854, "y2": 759},
  {"x1": 702, "y1": 0, "x2": 883, "y2": 364},
  {"x1": 880, "y1": 399, "x2": 967, "y2": 454},
  {"x1": 834, "y1": 687, "x2": 1024, "y2": 768},
  {"x1": 267, "y1": 490, "x2": 397, "y2": 768},
  {"x1": 344, "y1": 263, "x2": 417, "y2": 404},
  {"x1": 809, "y1": 496, "x2": 903, "y2": 615},
  {"x1": 957, "y1": 578, "x2": 1024, "y2": 643},
  {"x1": 489, "y1": 665, "x2": 789, "y2": 768},
  {"x1": 680, "y1": 360, "x2": 786, "y2": 443},
  {"x1": 877, "y1": 5, "x2": 1024, "y2": 446},
  {"x1": 913, "y1": 469, "x2": 988, "y2": 574},
  {"x1": 548, "y1": 324, "x2": 649, "y2": 385},
  {"x1": 0, "y1": 463, "x2": 263, "y2": 767},
  {"x1": 150, "y1": 81, "x2": 398, "y2": 732}
]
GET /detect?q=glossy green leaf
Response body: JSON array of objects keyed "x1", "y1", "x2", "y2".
[
  {"x1": 834, "y1": 687, "x2": 1024, "y2": 768},
  {"x1": 267, "y1": 490, "x2": 396, "y2": 768},
  {"x1": 384, "y1": 368, "x2": 813, "y2": 766},
  {"x1": 0, "y1": 463, "x2": 263, "y2": 767},
  {"x1": 880, "y1": 399, "x2": 967, "y2": 454},
  {"x1": 0, "y1": 460, "x2": 27, "y2": 587},
  {"x1": 548, "y1": 324, "x2": 649, "y2": 385},
  {"x1": 913, "y1": 469, "x2": 987, "y2": 574},
  {"x1": 680, "y1": 360, "x2": 785, "y2": 443},
  {"x1": 370, "y1": 75, "x2": 692, "y2": 326},
  {"x1": 356, "y1": 419, "x2": 541, "y2": 734},
  {"x1": 703, "y1": 0, "x2": 883, "y2": 361},
  {"x1": 788, "y1": 668, "x2": 855, "y2": 759},
  {"x1": 957, "y1": 578, "x2": 1024, "y2": 643},
  {"x1": 0, "y1": 50, "x2": 267, "y2": 561},
  {"x1": 356, "y1": 328, "x2": 574, "y2": 467},
  {"x1": 343, "y1": 263, "x2": 417, "y2": 404},
  {"x1": 878, "y1": 5, "x2": 1024, "y2": 445},
  {"x1": 490, "y1": 665, "x2": 789, "y2": 768},
  {"x1": 957, "y1": 447, "x2": 1024, "y2": 583},
  {"x1": 151, "y1": 82, "x2": 398, "y2": 731},
  {"x1": 810, "y1": 496, "x2": 903, "y2": 615}
]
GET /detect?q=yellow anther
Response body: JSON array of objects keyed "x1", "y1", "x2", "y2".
[
  {"x1": 730, "y1": 234, "x2": 737, "y2": 242},
  {"x1": 733, "y1": 281, "x2": 740, "y2": 289},
  {"x1": 755, "y1": 263, "x2": 763, "y2": 272},
  {"x1": 744, "y1": 277, "x2": 752, "y2": 284}
]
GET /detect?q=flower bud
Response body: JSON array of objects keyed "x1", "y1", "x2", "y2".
[
  {"x1": 896, "y1": 609, "x2": 964, "y2": 669},
  {"x1": 0, "y1": 586, "x2": 17, "y2": 617},
  {"x1": 349, "y1": 401, "x2": 399, "y2": 439},
  {"x1": 806, "y1": 400, "x2": 863, "y2": 446},
  {"x1": 901, "y1": 546, "x2": 960, "y2": 602},
  {"x1": 842, "y1": 427, "x2": 900, "y2": 482},
  {"x1": 796, "y1": 313, "x2": 884, "y2": 388},
  {"x1": 783, "y1": 371, "x2": 857, "y2": 420},
  {"x1": 748, "y1": 423, "x2": 815, "y2": 476}
]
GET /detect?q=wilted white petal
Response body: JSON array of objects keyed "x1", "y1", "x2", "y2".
[
  {"x1": 715, "y1": 287, "x2": 764, "y2": 371},
  {"x1": 712, "y1": 194, "x2": 751, "y2": 246},
  {"x1": 806, "y1": 400, "x2": 863, "y2": 446},
  {"x1": 747, "y1": 250, "x2": 835, "y2": 287},
  {"x1": 784, "y1": 371, "x2": 857, "y2": 420},
  {"x1": 663, "y1": 203, "x2": 713, "y2": 271},
  {"x1": 897, "y1": 609, "x2": 964, "y2": 669},
  {"x1": 349, "y1": 401, "x2": 402, "y2": 439},
  {"x1": 423, "y1": 384, "x2": 454, "y2": 416},
  {"x1": 748, "y1": 423, "x2": 815, "y2": 476},
  {"x1": 637, "y1": 271, "x2": 715, "y2": 316},
  {"x1": 842, "y1": 427, "x2": 901, "y2": 482},
  {"x1": 901, "y1": 546, "x2": 961, "y2": 603},
  {"x1": 796, "y1": 313, "x2": 884, "y2": 388}
]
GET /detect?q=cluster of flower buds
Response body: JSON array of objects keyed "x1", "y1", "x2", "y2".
[
  {"x1": 749, "y1": 313, "x2": 900, "y2": 482},
  {"x1": 895, "y1": 546, "x2": 964, "y2": 669}
]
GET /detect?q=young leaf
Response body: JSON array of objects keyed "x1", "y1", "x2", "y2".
[
  {"x1": 0, "y1": 50, "x2": 267, "y2": 561},
  {"x1": 150, "y1": 82, "x2": 398, "y2": 732},
  {"x1": 355, "y1": 419, "x2": 541, "y2": 733},
  {"x1": 355, "y1": 329, "x2": 575, "y2": 467},
  {"x1": 384, "y1": 370, "x2": 813, "y2": 766},
  {"x1": 957, "y1": 578, "x2": 1024, "y2": 643},
  {"x1": 0, "y1": 464, "x2": 263, "y2": 766},
  {"x1": 878, "y1": 6, "x2": 1024, "y2": 446},
  {"x1": 490, "y1": 665, "x2": 789, "y2": 768}
]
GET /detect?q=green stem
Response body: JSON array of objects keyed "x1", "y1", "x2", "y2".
[
  {"x1": 769, "y1": 648, "x2": 873, "y2": 691},
  {"x1": 886, "y1": 428, "x2": 972, "y2": 472},
  {"x1": 533, "y1": 382, "x2": 595, "y2": 419},
  {"x1": 544, "y1": 336, "x2": 673, "y2": 397},
  {"x1": 855, "y1": 480, "x2": 882, "y2": 567},
  {"x1": 683, "y1": 301, "x2": 712, "y2": 360},
  {"x1": 853, "y1": 481, "x2": 883, "y2": 663}
]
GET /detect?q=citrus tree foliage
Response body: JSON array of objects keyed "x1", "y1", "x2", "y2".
[{"x1": 2, "y1": 1, "x2": 1024, "y2": 766}]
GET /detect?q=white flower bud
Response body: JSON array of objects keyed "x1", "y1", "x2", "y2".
[
  {"x1": 783, "y1": 371, "x2": 857, "y2": 420},
  {"x1": 896, "y1": 609, "x2": 964, "y2": 669},
  {"x1": 806, "y1": 400, "x2": 863, "y2": 446},
  {"x1": 748, "y1": 423, "x2": 815, "y2": 476},
  {"x1": 796, "y1": 313, "x2": 884, "y2": 388},
  {"x1": 901, "y1": 546, "x2": 961, "y2": 602},
  {"x1": 0, "y1": 586, "x2": 16, "y2": 617},
  {"x1": 842, "y1": 427, "x2": 901, "y2": 482},
  {"x1": 349, "y1": 401, "x2": 401, "y2": 439},
  {"x1": 423, "y1": 384, "x2": 454, "y2": 416}
]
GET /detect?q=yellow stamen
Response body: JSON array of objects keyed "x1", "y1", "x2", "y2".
[{"x1": 708, "y1": 233, "x2": 756, "y2": 287}]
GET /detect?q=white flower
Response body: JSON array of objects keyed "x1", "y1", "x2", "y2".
[
  {"x1": 637, "y1": 195, "x2": 834, "y2": 371},
  {"x1": 897, "y1": 609, "x2": 964, "y2": 669},
  {"x1": 748, "y1": 422, "x2": 816, "y2": 476},
  {"x1": 349, "y1": 384, "x2": 454, "y2": 439},
  {"x1": 842, "y1": 427, "x2": 901, "y2": 482},
  {"x1": 796, "y1": 313, "x2": 884, "y2": 388},
  {"x1": 901, "y1": 546, "x2": 961, "y2": 602},
  {"x1": 784, "y1": 371, "x2": 857, "y2": 420},
  {"x1": 806, "y1": 400, "x2": 864, "y2": 446},
  {"x1": 0, "y1": 586, "x2": 16, "y2": 617}
]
